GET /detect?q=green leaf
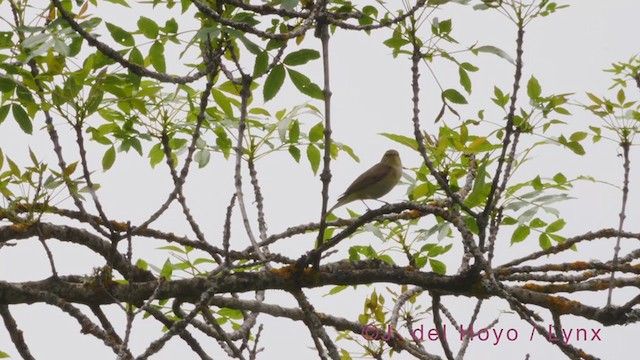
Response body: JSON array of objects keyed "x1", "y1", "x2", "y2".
[
  {"x1": 511, "y1": 225, "x2": 530, "y2": 244},
  {"x1": 459, "y1": 67, "x2": 471, "y2": 94},
  {"x1": 224, "y1": 28, "x2": 261, "y2": 55},
  {"x1": 128, "y1": 47, "x2": 144, "y2": 68},
  {"x1": 12, "y1": 104, "x2": 32, "y2": 134},
  {"x1": 586, "y1": 92, "x2": 602, "y2": 105},
  {"x1": 64, "y1": 161, "x2": 78, "y2": 177},
  {"x1": 217, "y1": 80, "x2": 258, "y2": 96},
  {"x1": 148, "y1": 41, "x2": 166, "y2": 72},
  {"x1": 529, "y1": 218, "x2": 547, "y2": 228},
  {"x1": 289, "y1": 120, "x2": 300, "y2": 143},
  {"x1": 546, "y1": 219, "x2": 566, "y2": 233},
  {"x1": 193, "y1": 257, "x2": 215, "y2": 265},
  {"x1": 428, "y1": 243, "x2": 452, "y2": 257},
  {"x1": 539, "y1": 233, "x2": 551, "y2": 249},
  {"x1": 527, "y1": 76, "x2": 541, "y2": 99},
  {"x1": 281, "y1": 0, "x2": 299, "y2": 10},
  {"x1": 306, "y1": 143, "x2": 321, "y2": 174},
  {"x1": 460, "y1": 62, "x2": 479, "y2": 72},
  {"x1": 137, "y1": 16, "x2": 159, "y2": 39},
  {"x1": 288, "y1": 145, "x2": 301, "y2": 162},
  {"x1": 287, "y1": 68, "x2": 323, "y2": 99},
  {"x1": 553, "y1": 172, "x2": 567, "y2": 184},
  {"x1": 263, "y1": 64, "x2": 285, "y2": 102},
  {"x1": 429, "y1": 259, "x2": 446, "y2": 274},
  {"x1": 164, "y1": 18, "x2": 179, "y2": 34},
  {"x1": 160, "y1": 258, "x2": 173, "y2": 280},
  {"x1": 554, "y1": 107, "x2": 571, "y2": 115},
  {"x1": 411, "y1": 182, "x2": 435, "y2": 200},
  {"x1": 566, "y1": 141, "x2": 585, "y2": 155},
  {"x1": 378, "y1": 133, "x2": 418, "y2": 150},
  {"x1": 211, "y1": 89, "x2": 233, "y2": 117},
  {"x1": 443, "y1": 88, "x2": 468, "y2": 104},
  {"x1": 106, "y1": 23, "x2": 135, "y2": 46},
  {"x1": 169, "y1": 138, "x2": 188, "y2": 150},
  {"x1": 253, "y1": 51, "x2": 268, "y2": 77},
  {"x1": 340, "y1": 144, "x2": 359, "y2": 162},
  {"x1": 135, "y1": 258, "x2": 148, "y2": 270},
  {"x1": 437, "y1": 19, "x2": 452, "y2": 34},
  {"x1": 326, "y1": 285, "x2": 348, "y2": 296},
  {"x1": 531, "y1": 175, "x2": 543, "y2": 190},
  {"x1": 0, "y1": 76, "x2": 16, "y2": 92},
  {"x1": 309, "y1": 122, "x2": 324, "y2": 143},
  {"x1": 194, "y1": 149, "x2": 210, "y2": 168},
  {"x1": 569, "y1": 131, "x2": 587, "y2": 142},
  {"x1": 465, "y1": 154, "x2": 489, "y2": 208},
  {"x1": 549, "y1": 233, "x2": 566, "y2": 244},
  {"x1": 0, "y1": 104, "x2": 10, "y2": 124},
  {"x1": 474, "y1": 45, "x2": 515, "y2": 65},
  {"x1": 102, "y1": 146, "x2": 116, "y2": 170},
  {"x1": 7, "y1": 157, "x2": 19, "y2": 176},
  {"x1": 218, "y1": 307, "x2": 244, "y2": 319},
  {"x1": 383, "y1": 37, "x2": 409, "y2": 51},
  {"x1": 518, "y1": 207, "x2": 538, "y2": 224},
  {"x1": 467, "y1": 137, "x2": 487, "y2": 152},
  {"x1": 283, "y1": 49, "x2": 320, "y2": 66},
  {"x1": 617, "y1": 89, "x2": 626, "y2": 104},
  {"x1": 214, "y1": 126, "x2": 232, "y2": 158},
  {"x1": 149, "y1": 143, "x2": 164, "y2": 168},
  {"x1": 493, "y1": 86, "x2": 509, "y2": 108}
]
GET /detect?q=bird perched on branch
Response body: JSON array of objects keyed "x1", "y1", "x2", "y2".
[{"x1": 328, "y1": 149, "x2": 402, "y2": 214}]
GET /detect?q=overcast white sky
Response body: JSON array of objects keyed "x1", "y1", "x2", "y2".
[{"x1": 1, "y1": 0, "x2": 640, "y2": 359}]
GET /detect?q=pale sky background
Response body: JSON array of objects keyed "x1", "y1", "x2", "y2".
[{"x1": 1, "y1": 0, "x2": 640, "y2": 359}]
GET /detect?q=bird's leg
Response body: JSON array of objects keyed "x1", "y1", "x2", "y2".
[{"x1": 360, "y1": 200, "x2": 371, "y2": 211}]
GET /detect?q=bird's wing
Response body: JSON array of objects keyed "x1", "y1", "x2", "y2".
[{"x1": 338, "y1": 163, "x2": 391, "y2": 200}]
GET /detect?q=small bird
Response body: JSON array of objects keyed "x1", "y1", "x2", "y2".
[{"x1": 328, "y1": 149, "x2": 402, "y2": 214}]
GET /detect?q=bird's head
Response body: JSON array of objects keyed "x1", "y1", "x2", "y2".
[{"x1": 381, "y1": 149, "x2": 401, "y2": 166}]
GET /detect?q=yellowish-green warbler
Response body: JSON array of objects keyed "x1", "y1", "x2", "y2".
[{"x1": 328, "y1": 149, "x2": 402, "y2": 214}]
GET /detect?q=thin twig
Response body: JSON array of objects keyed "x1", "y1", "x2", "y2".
[
  {"x1": 408, "y1": 33, "x2": 476, "y2": 217},
  {"x1": 0, "y1": 305, "x2": 36, "y2": 360},
  {"x1": 290, "y1": 289, "x2": 340, "y2": 360},
  {"x1": 607, "y1": 140, "x2": 631, "y2": 306},
  {"x1": 313, "y1": 7, "x2": 334, "y2": 270},
  {"x1": 431, "y1": 294, "x2": 454, "y2": 360},
  {"x1": 479, "y1": 25, "x2": 525, "y2": 248}
]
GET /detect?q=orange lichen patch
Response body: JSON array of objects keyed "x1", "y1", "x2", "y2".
[
  {"x1": 8, "y1": 222, "x2": 31, "y2": 232},
  {"x1": 568, "y1": 261, "x2": 590, "y2": 270},
  {"x1": 590, "y1": 279, "x2": 611, "y2": 291},
  {"x1": 271, "y1": 264, "x2": 298, "y2": 280},
  {"x1": 542, "y1": 262, "x2": 591, "y2": 272},
  {"x1": 108, "y1": 220, "x2": 129, "y2": 232},
  {"x1": 399, "y1": 210, "x2": 422, "y2": 220},
  {"x1": 577, "y1": 350, "x2": 589, "y2": 358},
  {"x1": 546, "y1": 296, "x2": 582, "y2": 313},
  {"x1": 409, "y1": 209, "x2": 422, "y2": 217},
  {"x1": 581, "y1": 270, "x2": 594, "y2": 278},
  {"x1": 522, "y1": 283, "x2": 545, "y2": 292}
]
